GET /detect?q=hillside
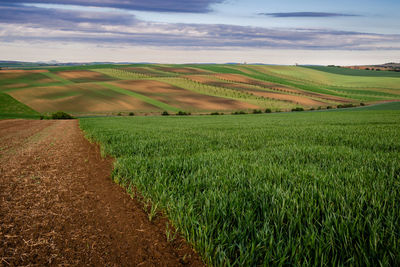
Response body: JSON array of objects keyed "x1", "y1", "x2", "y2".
[{"x1": 0, "y1": 64, "x2": 399, "y2": 117}]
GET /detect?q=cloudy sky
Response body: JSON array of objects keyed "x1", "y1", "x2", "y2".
[{"x1": 0, "y1": 0, "x2": 399, "y2": 64}]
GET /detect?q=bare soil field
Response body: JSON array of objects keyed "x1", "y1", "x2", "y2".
[
  {"x1": 113, "y1": 80, "x2": 259, "y2": 111},
  {"x1": 54, "y1": 70, "x2": 114, "y2": 82},
  {"x1": 0, "y1": 119, "x2": 203, "y2": 266}
]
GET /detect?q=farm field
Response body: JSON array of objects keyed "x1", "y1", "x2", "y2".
[
  {"x1": 0, "y1": 119, "x2": 203, "y2": 266},
  {"x1": 80, "y1": 106, "x2": 400, "y2": 266},
  {"x1": 1, "y1": 64, "x2": 399, "y2": 117}
]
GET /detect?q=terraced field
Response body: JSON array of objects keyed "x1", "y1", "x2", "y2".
[{"x1": 0, "y1": 64, "x2": 399, "y2": 117}]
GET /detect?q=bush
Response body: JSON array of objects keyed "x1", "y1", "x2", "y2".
[
  {"x1": 162, "y1": 111, "x2": 170, "y2": 116},
  {"x1": 291, "y1": 107, "x2": 304, "y2": 112},
  {"x1": 326, "y1": 106, "x2": 332, "y2": 110},
  {"x1": 210, "y1": 112, "x2": 222, "y2": 115},
  {"x1": 252, "y1": 109, "x2": 262, "y2": 114},
  {"x1": 265, "y1": 108, "x2": 272, "y2": 113},
  {"x1": 232, "y1": 111, "x2": 247, "y2": 115},
  {"x1": 176, "y1": 111, "x2": 191, "y2": 116},
  {"x1": 337, "y1": 104, "x2": 355, "y2": 109},
  {"x1": 310, "y1": 107, "x2": 315, "y2": 111},
  {"x1": 51, "y1": 111, "x2": 74, "y2": 120},
  {"x1": 360, "y1": 102, "x2": 365, "y2": 106},
  {"x1": 117, "y1": 112, "x2": 122, "y2": 116},
  {"x1": 129, "y1": 112, "x2": 135, "y2": 116}
]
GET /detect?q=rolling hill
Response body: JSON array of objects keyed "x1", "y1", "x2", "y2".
[{"x1": 0, "y1": 64, "x2": 399, "y2": 117}]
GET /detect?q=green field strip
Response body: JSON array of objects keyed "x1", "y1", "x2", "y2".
[
  {"x1": 303, "y1": 65, "x2": 400, "y2": 78},
  {"x1": 247, "y1": 65, "x2": 400, "y2": 91},
  {"x1": 42, "y1": 72, "x2": 74, "y2": 85},
  {"x1": 188, "y1": 64, "x2": 247, "y2": 74},
  {"x1": 98, "y1": 82, "x2": 180, "y2": 112},
  {"x1": 0, "y1": 92, "x2": 40, "y2": 119}
]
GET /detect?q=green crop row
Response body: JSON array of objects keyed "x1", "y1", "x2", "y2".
[
  {"x1": 80, "y1": 109, "x2": 400, "y2": 266},
  {"x1": 93, "y1": 68, "x2": 150, "y2": 80}
]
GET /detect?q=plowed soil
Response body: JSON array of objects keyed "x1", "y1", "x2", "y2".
[
  {"x1": 54, "y1": 70, "x2": 114, "y2": 82},
  {"x1": 0, "y1": 119, "x2": 203, "y2": 266}
]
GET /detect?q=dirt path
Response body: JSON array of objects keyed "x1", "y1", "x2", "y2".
[{"x1": 0, "y1": 119, "x2": 203, "y2": 266}]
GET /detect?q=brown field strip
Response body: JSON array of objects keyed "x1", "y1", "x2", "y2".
[
  {"x1": 112, "y1": 80, "x2": 260, "y2": 111},
  {"x1": 0, "y1": 119, "x2": 203, "y2": 266},
  {"x1": 54, "y1": 70, "x2": 114, "y2": 82},
  {"x1": 8, "y1": 83, "x2": 160, "y2": 113}
]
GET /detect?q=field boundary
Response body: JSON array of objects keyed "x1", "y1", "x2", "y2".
[{"x1": 98, "y1": 82, "x2": 180, "y2": 112}]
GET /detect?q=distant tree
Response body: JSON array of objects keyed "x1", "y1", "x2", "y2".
[
  {"x1": 51, "y1": 111, "x2": 74, "y2": 119},
  {"x1": 291, "y1": 107, "x2": 304, "y2": 112}
]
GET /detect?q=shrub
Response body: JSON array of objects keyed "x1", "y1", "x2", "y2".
[
  {"x1": 176, "y1": 111, "x2": 191, "y2": 116},
  {"x1": 360, "y1": 102, "x2": 365, "y2": 106},
  {"x1": 51, "y1": 111, "x2": 74, "y2": 120},
  {"x1": 337, "y1": 104, "x2": 355, "y2": 109},
  {"x1": 162, "y1": 111, "x2": 170, "y2": 116},
  {"x1": 117, "y1": 112, "x2": 122, "y2": 116},
  {"x1": 326, "y1": 106, "x2": 332, "y2": 109},
  {"x1": 129, "y1": 112, "x2": 135, "y2": 116},
  {"x1": 232, "y1": 111, "x2": 247, "y2": 115},
  {"x1": 291, "y1": 107, "x2": 304, "y2": 112},
  {"x1": 211, "y1": 112, "x2": 221, "y2": 115},
  {"x1": 310, "y1": 107, "x2": 315, "y2": 111},
  {"x1": 252, "y1": 109, "x2": 262, "y2": 114},
  {"x1": 265, "y1": 108, "x2": 272, "y2": 113}
]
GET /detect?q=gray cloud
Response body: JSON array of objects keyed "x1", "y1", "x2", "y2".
[
  {"x1": 0, "y1": 3, "x2": 136, "y2": 26},
  {"x1": 260, "y1": 12, "x2": 359, "y2": 18},
  {"x1": 0, "y1": 4, "x2": 399, "y2": 50},
  {"x1": 1, "y1": 0, "x2": 225, "y2": 13}
]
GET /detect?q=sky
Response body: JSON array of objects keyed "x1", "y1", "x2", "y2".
[{"x1": 0, "y1": 0, "x2": 399, "y2": 65}]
